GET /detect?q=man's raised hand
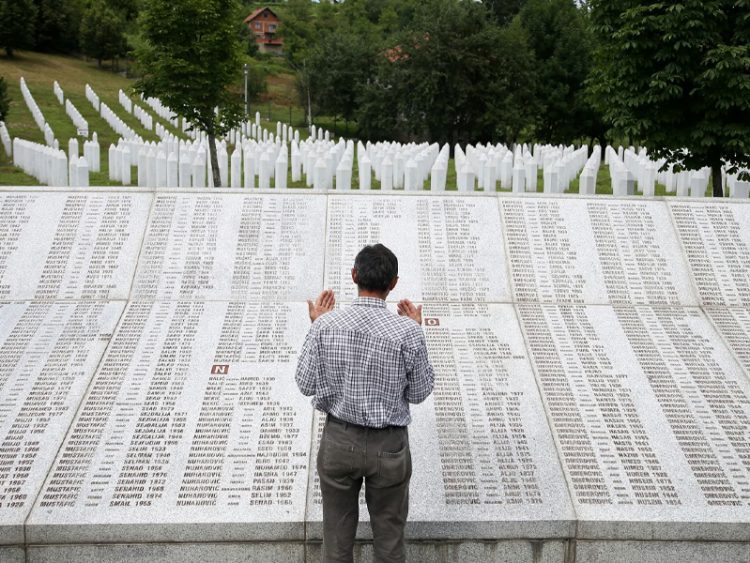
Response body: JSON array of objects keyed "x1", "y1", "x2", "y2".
[
  {"x1": 308, "y1": 289, "x2": 335, "y2": 322},
  {"x1": 397, "y1": 299, "x2": 422, "y2": 325}
]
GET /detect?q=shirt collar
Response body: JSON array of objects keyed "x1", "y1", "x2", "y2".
[{"x1": 352, "y1": 297, "x2": 387, "y2": 309}]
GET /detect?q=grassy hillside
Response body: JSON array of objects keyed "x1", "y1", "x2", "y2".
[{"x1": 0, "y1": 51, "x2": 180, "y2": 186}]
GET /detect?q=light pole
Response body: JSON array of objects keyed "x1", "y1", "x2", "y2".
[{"x1": 243, "y1": 63, "x2": 249, "y2": 118}]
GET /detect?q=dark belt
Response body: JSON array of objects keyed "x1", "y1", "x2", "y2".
[{"x1": 326, "y1": 413, "x2": 405, "y2": 432}]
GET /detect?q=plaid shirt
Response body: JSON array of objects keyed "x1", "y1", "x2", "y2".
[{"x1": 295, "y1": 297, "x2": 435, "y2": 428}]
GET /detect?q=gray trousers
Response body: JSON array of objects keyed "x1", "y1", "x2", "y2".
[{"x1": 317, "y1": 415, "x2": 412, "y2": 563}]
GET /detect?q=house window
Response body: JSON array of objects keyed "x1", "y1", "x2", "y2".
[
  {"x1": 269, "y1": 24, "x2": 277, "y2": 32},
  {"x1": 255, "y1": 22, "x2": 261, "y2": 30}
]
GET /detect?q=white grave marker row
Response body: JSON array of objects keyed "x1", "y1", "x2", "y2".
[
  {"x1": 118, "y1": 89, "x2": 133, "y2": 114},
  {"x1": 12, "y1": 139, "x2": 68, "y2": 186},
  {"x1": 99, "y1": 102, "x2": 140, "y2": 140},
  {"x1": 578, "y1": 145, "x2": 601, "y2": 195},
  {"x1": 141, "y1": 95, "x2": 179, "y2": 128},
  {"x1": 64, "y1": 99, "x2": 88, "y2": 137},
  {"x1": 0, "y1": 121, "x2": 12, "y2": 157},
  {"x1": 133, "y1": 103, "x2": 154, "y2": 131},
  {"x1": 19, "y1": 77, "x2": 56, "y2": 147},
  {"x1": 52, "y1": 80, "x2": 64, "y2": 105},
  {"x1": 727, "y1": 170, "x2": 750, "y2": 199}
]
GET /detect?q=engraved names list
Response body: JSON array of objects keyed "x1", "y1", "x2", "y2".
[
  {"x1": 325, "y1": 196, "x2": 510, "y2": 303},
  {"x1": 28, "y1": 302, "x2": 312, "y2": 543},
  {"x1": 502, "y1": 198, "x2": 696, "y2": 305},
  {"x1": 0, "y1": 301, "x2": 123, "y2": 542},
  {"x1": 0, "y1": 192, "x2": 151, "y2": 300},
  {"x1": 132, "y1": 194, "x2": 326, "y2": 302}
]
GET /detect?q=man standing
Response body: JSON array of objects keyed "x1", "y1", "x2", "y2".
[{"x1": 296, "y1": 244, "x2": 435, "y2": 563}]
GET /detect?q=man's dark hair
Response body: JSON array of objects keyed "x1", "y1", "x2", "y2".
[{"x1": 354, "y1": 244, "x2": 398, "y2": 292}]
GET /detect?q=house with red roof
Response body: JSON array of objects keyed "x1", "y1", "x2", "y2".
[{"x1": 244, "y1": 7, "x2": 283, "y2": 54}]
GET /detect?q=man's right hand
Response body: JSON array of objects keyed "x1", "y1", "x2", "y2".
[
  {"x1": 397, "y1": 299, "x2": 422, "y2": 325},
  {"x1": 308, "y1": 289, "x2": 335, "y2": 322}
]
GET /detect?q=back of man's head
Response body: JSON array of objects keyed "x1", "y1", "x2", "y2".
[{"x1": 354, "y1": 244, "x2": 398, "y2": 293}]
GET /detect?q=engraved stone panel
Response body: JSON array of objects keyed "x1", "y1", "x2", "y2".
[
  {"x1": 0, "y1": 546, "x2": 24, "y2": 563},
  {"x1": 0, "y1": 192, "x2": 151, "y2": 300},
  {"x1": 669, "y1": 201, "x2": 750, "y2": 307},
  {"x1": 501, "y1": 198, "x2": 697, "y2": 305},
  {"x1": 704, "y1": 308, "x2": 750, "y2": 377},
  {"x1": 27, "y1": 301, "x2": 312, "y2": 544},
  {"x1": 305, "y1": 304, "x2": 574, "y2": 539},
  {"x1": 0, "y1": 301, "x2": 124, "y2": 544},
  {"x1": 131, "y1": 194, "x2": 326, "y2": 302},
  {"x1": 325, "y1": 195, "x2": 510, "y2": 303},
  {"x1": 517, "y1": 303, "x2": 750, "y2": 540}
]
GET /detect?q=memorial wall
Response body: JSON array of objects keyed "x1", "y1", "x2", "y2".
[{"x1": 0, "y1": 186, "x2": 748, "y2": 563}]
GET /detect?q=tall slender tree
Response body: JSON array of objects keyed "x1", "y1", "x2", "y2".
[
  {"x1": 588, "y1": 0, "x2": 750, "y2": 196},
  {"x1": 136, "y1": 0, "x2": 244, "y2": 187}
]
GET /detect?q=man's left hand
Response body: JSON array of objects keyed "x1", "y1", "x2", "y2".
[{"x1": 308, "y1": 289, "x2": 335, "y2": 322}]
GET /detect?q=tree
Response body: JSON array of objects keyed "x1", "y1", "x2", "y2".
[
  {"x1": 79, "y1": 0, "x2": 128, "y2": 67},
  {"x1": 358, "y1": 0, "x2": 538, "y2": 145},
  {"x1": 34, "y1": 0, "x2": 84, "y2": 54},
  {"x1": 279, "y1": 0, "x2": 315, "y2": 126},
  {"x1": 236, "y1": 16, "x2": 259, "y2": 57},
  {"x1": 588, "y1": 0, "x2": 750, "y2": 196},
  {"x1": 136, "y1": 0, "x2": 244, "y2": 188},
  {"x1": 244, "y1": 59, "x2": 267, "y2": 105},
  {"x1": 520, "y1": 0, "x2": 601, "y2": 144},
  {"x1": 0, "y1": 76, "x2": 9, "y2": 122},
  {"x1": 278, "y1": 0, "x2": 314, "y2": 64},
  {"x1": 0, "y1": 0, "x2": 37, "y2": 57},
  {"x1": 484, "y1": 0, "x2": 528, "y2": 24},
  {"x1": 307, "y1": 24, "x2": 378, "y2": 130}
]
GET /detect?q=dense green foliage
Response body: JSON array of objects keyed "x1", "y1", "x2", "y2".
[
  {"x1": 80, "y1": 0, "x2": 128, "y2": 66},
  {"x1": 521, "y1": 0, "x2": 604, "y2": 144},
  {"x1": 135, "y1": 0, "x2": 245, "y2": 187},
  {"x1": 0, "y1": 76, "x2": 9, "y2": 121},
  {"x1": 485, "y1": 0, "x2": 528, "y2": 24},
  {"x1": 358, "y1": 2, "x2": 538, "y2": 144},
  {"x1": 588, "y1": 0, "x2": 750, "y2": 196},
  {"x1": 0, "y1": 0, "x2": 137, "y2": 60},
  {"x1": 34, "y1": 0, "x2": 83, "y2": 53},
  {"x1": 0, "y1": 0, "x2": 38, "y2": 57},
  {"x1": 280, "y1": 0, "x2": 598, "y2": 145}
]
